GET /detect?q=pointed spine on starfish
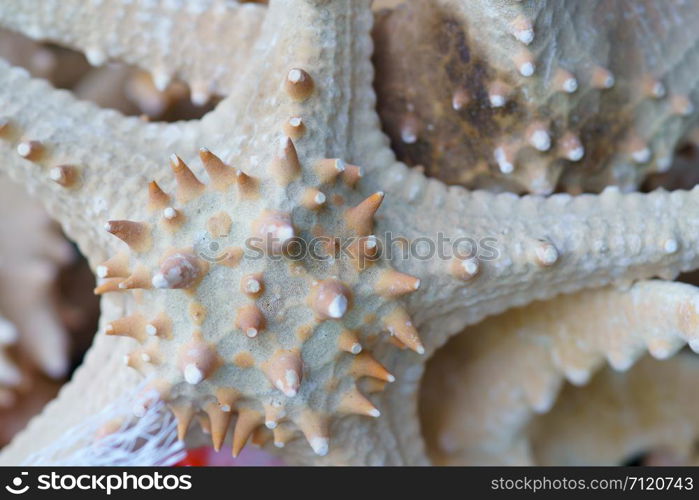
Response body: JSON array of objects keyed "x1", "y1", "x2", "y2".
[
  {"x1": 488, "y1": 81, "x2": 511, "y2": 107},
  {"x1": 342, "y1": 164, "x2": 363, "y2": 188},
  {"x1": 513, "y1": 49, "x2": 535, "y2": 77},
  {"x1": 178, "y1": 332, "x2": 220, "y2": 385},
  {"x1": 375, "y1": 269, "x2": 421, "y2": 298},
  {"x1": 49, "y1": 165, "x2": 79, "y2": 187},
  {"x1": 590, "y1": 66, "x2": 615, "y2": 89},
  {"x1": 315, "y1": 158, "x2": 345, "y2": 184},
  {"x1": 451, "y1": 256, "x2": 480, "y2": 281},
  {"x1": 205, "y1": 402, "x2": 232, "y2": 451},
  {"x1": 558, "y1": 133, "x2": 584, "y2": 162},
  {"x1": 235, "y1": 169, "x2": 258, "y2": 198},
  {"x1": 263, "y1": 401, "x2": 286, "y2": 429},
  {"x1": 452, "y1": 87, "x2": 471, "y2": 111},
  {"x1": 147, "y1": 181, "x2": 170, "y2": 212},
  {"x1": 298, "y1": 411, "x2": 329, "y2": 457},
  {"x1": 338, "y1": 386, "x2": 380, "y2": 418},
  {"x1": 283, "y1": 116, "x2": 306, "y2": 139},
  {"x1": 271, "y1": 137, "x2": 301, "y2": 186},
  {"x1": 301, "y1": 188, "x2": 327, "y2": 210},
  {"x1": 16, "y1": 139, "x2": 43, "y2": 160},
  {"x1": 351, "y1": 352, "x2": 395, "y2": 383},
  {"x1": 263, "y1": 350, "x2": 303, "y2": 398},
  {"x1": 670, "y1": 95, "x2": 694, "y2": 117},
  {"x1": 642, "y1": 76, "x2": 665, "y2": 99},
  {"x1": 338, "y1": 329, "x2": 362, "y2": 355},
  {"x1": 345, "y1": 191, "x2": 384, "y2": 236},
  {"x1": 119, "y1": 265, "x2": 152, "y2": 290},
  {"x1": 552, "y1": 68, "x2": 577, "y2": 94},
  {"x1": 104, "y1": 220, "x2": 152, "y2": 252},
  {"x1": 105, "y1": 314, "x2": 147, "y2": 342},
  {"x1": 170, "y1": 154, "x2": 205, "y2": 203},
  {"x1": 235, "y1": 304, "x2": 265, "y2": 338},
  {"x1": 284, "y1": 68, "x2": 314, "y2": 101},
  {"x1": 384, "y1": 307, "x2": 424, "y2": 354},
  {"x1": 232, "y1": 409, "x2": 263, "y2": 457},
  {"x1": 199, "y1": 148, "x2": 237, "y2": 190},
  {"x1": 97, "y1": 252, "x2": 130, "y2": 278},
  {"x1": 526, "y1": 122, "x2": 552, "y2": 152},
  {"x1": 509, "y1": 15, "x2": 534, "y2": 45}
]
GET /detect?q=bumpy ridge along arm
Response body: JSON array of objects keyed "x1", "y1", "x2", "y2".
[
  {"x1": 373, "y1": 171, "x2": 699, "y2": 347},
  {"x1": 0, "y1": 296, "x2": 141, "y2": 465},
  {"x1": 420, "y1": 280, "x2": 699, "y2": 465},
  {"x1": 0, "y1": 61, "x2": 198, "y2": 266},
  {"x1": 0, "y1": 0, "x2": 266, "y2": 99}
]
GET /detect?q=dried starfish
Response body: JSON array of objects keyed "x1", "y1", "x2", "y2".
[
  {"x1": 3, "y1": 1, "x2": 699, "y2": 465},
  {"x1": 529, "y1": 353, "x2": 699, "y2": 465},
  {"x1": 421, "y1": 281, "x2": 699, "y2": 465},
  {"x1": 374, "y1": 0, "x2": 699, "y2": 194},
  {"x1": 0, "y1": 174, "x2": 73, "y2": 380}
]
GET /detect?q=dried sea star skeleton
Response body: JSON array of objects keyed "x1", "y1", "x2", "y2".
[
  {"x1": 1, "y1": 0, "x2": 699, "y2": 465},
  {"x1": 421, "y1": 280, "x2": 699, "y2": 465}
]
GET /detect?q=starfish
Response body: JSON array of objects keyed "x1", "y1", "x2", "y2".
[
  {"x1": 374, "y1": 0, "x2": 699, "y2": 194},
  {"x1": 1, "y1": 0, "x2": 699, "y2": 465},
  {"x1": 421, "y1": 280, "x2": 699, "y2": 465}
]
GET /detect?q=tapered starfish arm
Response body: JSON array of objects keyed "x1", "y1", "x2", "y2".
[
  {"x1": 0, "y1": 296, "x2": 141, "y2": 465},
  {"x1": 529, "y1": 353, "x2": 699, "y2": 466},
  {"x1": 0, "y1": 0, "x2": 267, "y2": 99},
  {"x1": 0, "y1": 60, "x2": 198, "y2": 265},
  {"x1": 420, "y1": 280, "x2": 699, "y2": 465},
  {"x1": 375, "y1": 178, "x2": 699, "y2": 344}
]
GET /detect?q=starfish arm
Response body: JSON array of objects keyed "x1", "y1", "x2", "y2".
[
  {"x1": 0, "y1": 296, "x2": 141, "y2": 465},
  {"x1": 529, "y1": 353, "x2": 699, "y2": 466},
  {"x1": 420, "y1": 280, "x2": 699, "y2": 465},
  {"x1": 374, "y1": 173, "x2": 699, "y2": 344},
  {"x1": 373, "y1": 0, "x2": 699, "y2": 194},
  {"x1": 0, "y1": 60, "x2": 197, "y2": 265},
  {"x1": 0, "y1": 0, "x2": 266, "y2": 98},
  {"x1": 199, "y1": 0, "x2": 376, "y2": 161}
]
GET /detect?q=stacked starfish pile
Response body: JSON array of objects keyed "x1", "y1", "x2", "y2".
[{"x1": 0, "y1": 0, "x2": 698, "y2": 466}]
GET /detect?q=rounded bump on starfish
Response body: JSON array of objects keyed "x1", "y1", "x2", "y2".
[
  {"x1": 301, "y1": 188, "x2": 327, "y2": 210},
  {"x1": 16, "y1": 139, "x2": 43, "y2": 160},
  {"x1": 590, "y1": 65, "x2": 615, "y2": 89},
  {"x1": 284, "y1": 68, "x2": 314, "y2": 101},
  {"x1": 310, "y1": 279, "x2": 352, "y2": 319},
  {"x1": 283, "y1": 116, "x2": 306, "y2": 140},
  {"x1": 49, "y1": 164, "x2": 79, "y2": 188},
  {"x1": 152, "y1": 252, "x2": 202, "y2": 289}
]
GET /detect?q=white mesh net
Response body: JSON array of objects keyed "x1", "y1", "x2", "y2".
[{"x1": 22, "y1": 384, "x2": 185, "y2": 466}]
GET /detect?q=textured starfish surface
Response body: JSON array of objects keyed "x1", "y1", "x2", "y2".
[
  {"x1": 2, "y1": 0, "x2": 699, "y2": 465},
  {"x1": 374, "y1": 0, "x2": 699, "y2": 194},
  {"x1": 421, "y1": 281, "x2": 699, "y2": 465}
]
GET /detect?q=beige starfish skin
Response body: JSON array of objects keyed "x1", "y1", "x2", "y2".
[
  {"x1": 1, "y1": 0, "x2": 699, "y2": 465},
  {"x1": 421, "y1": 281, "x2": 699, "y2": 465},
  {"x1": 0, "y1": 1, "x2": 266, "y2": 102}
]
